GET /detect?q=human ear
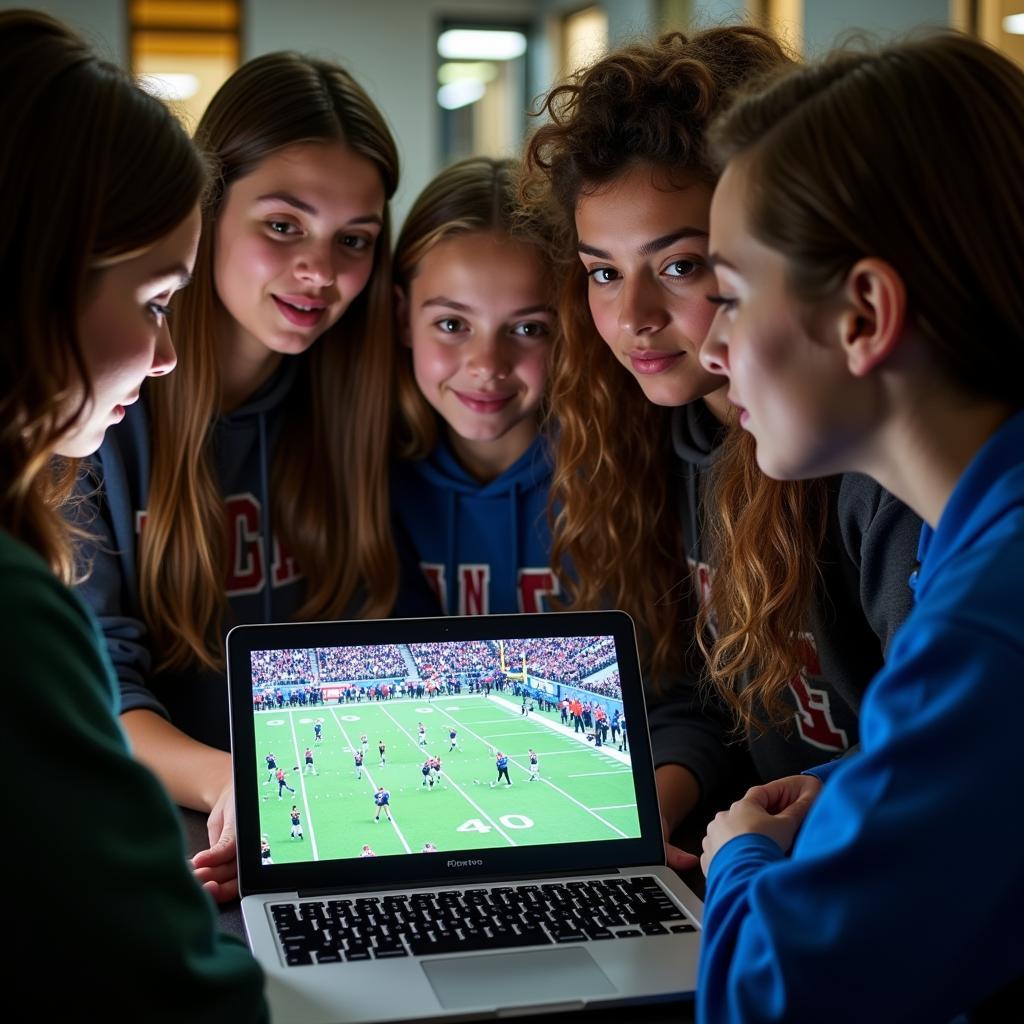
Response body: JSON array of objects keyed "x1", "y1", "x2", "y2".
[
  {"x1": 838, "y1": 258, "x2": 906, "y2": 377},
  {"x1": 394, "y1": 284, "x2": 412, "y2": 348}
]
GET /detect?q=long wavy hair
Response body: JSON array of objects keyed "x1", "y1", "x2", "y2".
[
  {"x1": 141, "y1": 52, "x2": 400, "y2": 672},
  {"x1": 0, "y1": 11, "x2": 204, "y2": 581},
  {"x1": 521, "y1": 27, "x2": 792, "y2": 680},
  {"x1": 701, "y1": 31, "x2": 1024, "y2": 728},
  {"x1": 393, "y1": 156, "x2": 561, "y2": 460}
]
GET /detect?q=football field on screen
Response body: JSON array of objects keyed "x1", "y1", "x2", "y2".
[{"x1": 254, "y1": 695, "x2": 640, "y2": 863}]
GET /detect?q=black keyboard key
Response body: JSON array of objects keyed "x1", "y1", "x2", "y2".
[
  {"x1": 670, "y1": 923, "x2": 697, "y2": 933},
  {"x1": 286, "y1": 951, "x2": 313, "y2": 966}
]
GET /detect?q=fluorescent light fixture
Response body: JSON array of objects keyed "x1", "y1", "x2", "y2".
[
  {"x1": 438, "y1": 61, "x2": 498, "y2": 85},
  {"x1": 1003, "y1": 13, "x2": 1024, "y2": 34},
  {"x1": 437, "y1": 79, "x2": 486, "y2": 110},
  {"x1": 438, "y1": 29, "x2": 526, "y2": 61},
  {"x1": 137, "y1": 73, "x2": 200, "y2": 101}
]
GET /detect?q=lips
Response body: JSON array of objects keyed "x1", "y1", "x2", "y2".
[
  {"x1": 628, "y1": 350, "x2": 684, "y2": 375},
  {"x1": 453, "y1": 390, "x2": 515, "y2": 414},
  {"x1": 272, "y1": 294, "x2": 327, "y2": 327}
]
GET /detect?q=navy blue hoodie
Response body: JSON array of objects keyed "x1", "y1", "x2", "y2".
[
  {"x1": 392, "y1": 434, "x2": 558, "y2": 615},
  {"x1": 73, "y1": 360, "x2": 434, "y2": 751}
]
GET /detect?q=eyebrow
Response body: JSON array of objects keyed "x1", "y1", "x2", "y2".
[
  {"x1": 578, "y1": 226, "x2": 708, "y2": 260},
  {"x1": 422, "y1": 297, "x2": 554, "y2": 317},
  {"x1": 146, "y1": 264, "x2": 192, "y2": 289},
  {"x1": 255, "y1": 192, "x2": 383, "y2": 226}
]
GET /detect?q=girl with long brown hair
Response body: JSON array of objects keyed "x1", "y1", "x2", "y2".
[
  {"x1": 2, "y1": 9, "x2": 265, "y2": 1013},
  {"x1": 73, "y1": 51, "x2": 418, "y2": 902},
  {"x1": 392, "y1": 157, "x2": 560, "y2": 615},
  {"x1": 522, "y1": 27, "x2": 922, "y2": 867},
  {"x1": 698, "y1": 31, "x2": 1024, "y2": 1019}
]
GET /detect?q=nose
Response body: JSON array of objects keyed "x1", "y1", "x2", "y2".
[
  {"x1": 148, "y1": 321, "x2": 177, "y2": 377},
  {"x1": 294, "y1": 240, "x2": 334, "y2": 287},
  {"x1": 699, "y1": 313, "x2": 729, "y2": 376},
  {"x1": 466, "y1": 336, "x2": 512, "y2": 382},
  {"x1": 617, "y1": 272, "x2": 669, "y2": 336}
]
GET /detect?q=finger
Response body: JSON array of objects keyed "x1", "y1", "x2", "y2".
[
  {"x1": 192, "y1": 835, "x2": 237, "y2": 868},
  {"x1": 666, "y1": 844, "x2": 700, "y2": 872},
  {"x1": 193, "y1": 861, "x2": 237, "y2": 886},
  {"x1": 201, "y1": 877, "x2": 240, "y2": 905}
]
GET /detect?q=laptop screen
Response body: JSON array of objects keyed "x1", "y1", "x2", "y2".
[{"x1": 229, "y1": 612, "x2": 663, "y2": 892}]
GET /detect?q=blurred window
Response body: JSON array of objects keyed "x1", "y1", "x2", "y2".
[
  {"x1": 437, "y1": 21, "x2": 530, "y2": 163},
  {"x1": 128, "y1": 0, "x2": 241, "y2": 131}
]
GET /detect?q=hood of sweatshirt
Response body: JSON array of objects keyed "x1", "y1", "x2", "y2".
[
  {"x1": 670, "y1": 400, "x2": 728, "y2": 568},
  {"x1": 392, "y1": 433, "x2": 554, "y2": 615}
]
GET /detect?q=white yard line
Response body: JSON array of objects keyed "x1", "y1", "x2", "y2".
[
  {"x1": 287, "y1": 712, "x2": 319, "y2": 859},
  {"x1": 432, "y1": 704, "x2": 630, "y2": 840},
  {"x1": 330, "y1": 709, "x2": 412, "y2": 854},
  {"x1": 379, "y1": 705, "x2": 517, "y2": 847},
  {"x1": 482, "y1": 695, "x2": 632, "y2": 765}
]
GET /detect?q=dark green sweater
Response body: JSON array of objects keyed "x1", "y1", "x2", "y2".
[{"x1": 1, "y1": 529, "x2": 267, "y2": 1019}]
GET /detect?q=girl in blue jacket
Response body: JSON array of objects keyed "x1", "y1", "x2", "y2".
[
  {"x1": 697, "y1": 32, "x2": 1024, "y2": 1022},
  {"x1": 392, "y1": 158, "x2": 561, "y2": 616}
]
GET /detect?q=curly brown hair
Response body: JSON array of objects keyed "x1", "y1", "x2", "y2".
[{"x1": 521, "y1": 27, "x2": 793, "y2": 683}]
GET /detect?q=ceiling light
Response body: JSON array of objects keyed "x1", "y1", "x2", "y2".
[
  {"x1": 1003, "y1": 13, "x2": 1024, "y2": 33},
  {"x1": 438, "y1": 29, "x2": 526, "y2": 61},
  {"x1": 437, "y1": 79, "x2": 486, "y2": 110}
]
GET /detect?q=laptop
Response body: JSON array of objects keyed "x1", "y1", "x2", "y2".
[{"x1": 227, "y1": 610, "x2": 703, "y2": 1024}]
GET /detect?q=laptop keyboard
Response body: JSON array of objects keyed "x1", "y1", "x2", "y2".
[{"x1": 271, "y1": 876, "x2": 697, "y2": 966}]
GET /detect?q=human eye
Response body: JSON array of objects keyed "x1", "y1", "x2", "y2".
[
  {"x1": 340, "y1": 233, "x2": 372, "y2": 252},
  {"x1": 265, "y1": 219, "x2": 299, "y2": 236},
  {"x1": 586, "y1": 266, "x2": 619, "y2": 286},
  {"x1": 511, "y1": 320, "x2": 550, "y2": 341},
  {"x1": 664, "y1": 258, "x2": 703, "y2": 279},
  {"x1": 434, "y1": 316, "x2": 466, "y2": 335}
]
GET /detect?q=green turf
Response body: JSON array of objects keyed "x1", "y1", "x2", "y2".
[{"x1": 253, "y1": 695, "x2": 639, "y2": 863}]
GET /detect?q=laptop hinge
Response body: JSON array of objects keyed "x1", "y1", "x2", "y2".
[{"x1": 295, "y1": 866, "x2": 616, "y2": 898}]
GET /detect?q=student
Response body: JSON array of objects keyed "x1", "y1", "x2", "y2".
[
  {"x1": 2, "y1": 10, "x2": 265, "y2": 1016},
  {"x1": 696, "y1": 32, "x2": 1024, "y2": 1021},
  {"x1": 72, "y1": 51, "x2": 412, "y2": 902},
  {"x1": 392, "y1": 157, "x2": 560, "y2": 616},
  {"x1": 522, "y1": 28, "x2": 921, "y2": 866}
]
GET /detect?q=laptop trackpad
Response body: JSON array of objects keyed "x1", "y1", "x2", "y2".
[{"x1": 422, "y1": 947, "x2": 617, "y2": 1010}]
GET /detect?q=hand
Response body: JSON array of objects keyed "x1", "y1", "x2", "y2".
[
  {"x1": 655, "y1": 763, "x2": 701, "y2": 872},
  {"x1": 662, "y1": 815, "x2": 700, "y2": 873},
  {"x1": 191, "y1": 781, "x2": 238, "y2": 903},
  {"x1": 700, "y1": 774, "x2": 822, "y2": 876}
]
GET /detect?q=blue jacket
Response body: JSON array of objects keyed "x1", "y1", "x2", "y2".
[
  {"x1": 392, "y1": 433, "x2": 557, "y2": 615},
  {"x1": 73, "y1": 361, "x2": 434, "y2": 751},
  {"x1": 698, "y1": 411, "x2": 1024, "y2": 1023}
]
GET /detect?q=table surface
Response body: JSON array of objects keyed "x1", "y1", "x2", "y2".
[{"x1": 181, "y1": 808, "x2": 700, "y2": 1024}]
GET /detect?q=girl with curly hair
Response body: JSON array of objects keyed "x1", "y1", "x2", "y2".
[{"x1": 523, "y1": 27, "x2": 922, "y2": 868}]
